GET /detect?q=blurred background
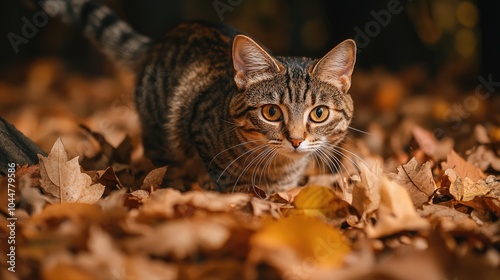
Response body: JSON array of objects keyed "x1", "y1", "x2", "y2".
[{"x1": 0, "y1": 0, "x2": 499, "y2": 163}]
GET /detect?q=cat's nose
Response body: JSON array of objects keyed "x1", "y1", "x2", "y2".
[{"x1": 288, "y1": 138, "x2": 304, "y2": 149}]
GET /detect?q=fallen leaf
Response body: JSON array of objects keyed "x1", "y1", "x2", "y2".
[
  {"x1": 269, "y1": 186, "x2": 303, "y2": 204},
  {"x1": 284, "y1": 186, "x2": 356, "y2": 224},
  {"x1": 140, "y1": 166, "x2": 167, "y2": 191},
  {"x1": 249, "y1": 216, "x2": 351, "y2": 271},
  {"x1": 19, "y1": 176, "x2": 52, "y2": 215},
  {"x1": 474, "y1": 124, "x2": 491, "y2": 144},
  {"x1": 418, "y1": 204, "x2": 476, "y2": 226},
  {"x1": 412, "y1": 126, "x2": 453, "y2": 161},
  {"x1": 467, "y1": 145, "x2": 500, "y2": 172},
  {"x1": 445, "y1": 169, "x2": 490, "y2": 202},
  {"x1": 388, "y1": 157, "x2": 436, "y2": 208},
  {"x1": 38, "y1": 138, "x2": 104, "y2": 203},
  {"x1": 42, "y1": 262, "x2": 96, "y2": 280},
  {"x1": 351, "y1": 162, "x2": 382, "y2": 218},
  {"x1": 124, "y1": 256, "x2": 178, "y2": 280},
  {"x1": 441, "y1": 150, "x2": 485, "y2": 182},
  {"x1": 140, "y1": 189, "x2": 250, "y2": 219},
  {"x1": 23, "y1": 203, "x2": 103, "y2": 239},
  {"x1": 96, "y1": 166, "x2": 123, "y2": 191},
  {"x1": 250, "y1": 197, "x2": 283, "y2": 219},
  {"x1": 366, "y1": 177, "x2": 429, "y2": 238},
  {"x1": 124, "y1": 215, "x2": 231, "y2": 259}
]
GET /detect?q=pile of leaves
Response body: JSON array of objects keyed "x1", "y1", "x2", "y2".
[
  {"x1": 0, "y1": 127, "x2": 499, "y2": 279},
  {"x1": 0, "y1": 59, "x2": 499, "y2": 279}
]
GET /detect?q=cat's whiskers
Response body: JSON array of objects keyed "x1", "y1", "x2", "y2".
[
  {"x1": 231, "y1": 146, "x2": 273, "y2": 193},
  {"x1": 259, "y1": 148, "x2": 278, "y2": 191},
  {"x1": 220, "y1": 119, "x2": 240, "y2": 135},
  {"x1": 216, "y1": 142, "x2": 267, "y2": 182},
  {"x1": 323, "y1": 143, "x2": 371, "y2": 170},
  {"x1": 348, "y1": 126, "x2": 372, "y2": 136},
  {"x1": 252, "y1": 147, "x2": 278, "y2": 196},
  {"x1": 222, "y1": 125, "x2": 239, "y2": 135},
  {"x1": 314, "y1": 148, "x2": 339, "y2": 177},
  {"x1": 322, "y1": 146, "x2": 360, "y2": 173},
  {"x1": 209, "y1": 139, "x2": 265, "y2": 170},
  {"x1": 316, "y1": 147, "x2": 351, "y2": 189},
  {"x1": 311, "y1": 147, "x2": 327, "y2": 174}
]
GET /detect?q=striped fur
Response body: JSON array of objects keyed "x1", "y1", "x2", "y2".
[
  {"x1": 45, "y1": 0, "x2": 357, "y2": 194},
  {"x1": 42, "y1": 0, "x2": 152, "y2": 69}
]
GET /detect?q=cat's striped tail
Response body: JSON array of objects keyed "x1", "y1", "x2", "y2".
[{"x1": 41, "y1": 0, "x2": 153, "y2": 69}]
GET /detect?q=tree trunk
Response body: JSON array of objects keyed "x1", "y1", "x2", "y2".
[{"x1": 0, "y1": 116, "x2": 46, "y2": 174}]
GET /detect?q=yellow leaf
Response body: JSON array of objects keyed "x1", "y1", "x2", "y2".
[
  {"x1": 38, "y1": 138, "x2": 104, "y2": 204},
  {"x1": 287, "y1": 186, "x2": 352, "y2": 220},
  {"x1": 250, "y1": 216, "x2": 350, "y2": 270}
]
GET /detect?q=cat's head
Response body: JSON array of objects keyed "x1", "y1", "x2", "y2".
[{"x1": 229, "y1": 35, "x2": 356, "y2": 159}]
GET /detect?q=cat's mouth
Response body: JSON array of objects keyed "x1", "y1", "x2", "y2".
[{"x1": 279, "y1": 147, "x2": 311, "y2": 159}]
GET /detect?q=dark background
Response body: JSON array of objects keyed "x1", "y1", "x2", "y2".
[{"x1": 0, "y1": 0, "x2": 498, "y2": 85}]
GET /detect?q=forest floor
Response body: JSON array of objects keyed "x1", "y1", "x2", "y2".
[{"x1": 1, "y1": 58, "x2": 499, "y2": 280}]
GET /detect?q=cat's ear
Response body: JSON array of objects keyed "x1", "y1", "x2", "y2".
[
  {"x1": 311, "y1": 39, "x2": 356, "y2": 93},
  {"x1": 232, "y1": 35, "x2": 282, "y2": 89}
]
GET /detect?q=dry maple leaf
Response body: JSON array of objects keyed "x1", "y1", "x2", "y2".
[
  {"x1": 388, "y1": 157, "x2": 436, "y2": 208},
  {"x1": 38, "y1": 138, "x2": 105, "y2": 204}
]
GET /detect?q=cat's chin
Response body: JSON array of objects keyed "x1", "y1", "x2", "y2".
[{"x1": 279, "y1": 149, "x2": 311, "y2": 160}]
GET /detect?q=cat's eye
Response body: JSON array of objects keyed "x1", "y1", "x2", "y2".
[
  {"x1": 262, "y1": 104, "x2": 282, "y2": 122},
  {"x1": 309, "y1": 106, "x2": 329, "y2": 123}
]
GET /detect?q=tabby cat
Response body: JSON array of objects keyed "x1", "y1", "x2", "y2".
[{"x1": 42, "y1": 0, "x2": 356, "y2": 194}]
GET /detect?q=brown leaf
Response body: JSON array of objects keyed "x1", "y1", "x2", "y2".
[
  {"x1": 250, "y1": 197, "x2": 283, "y2": 219},
  {"x1": 42, "y1": 262, "x2": 96, "y2": 280},
  {"x1": 467, "y1": 145, "x2": 500, "y2": 172},
  {"x1": 268, "y1": 186, "x2": 302, "y2": 203},
  {"x1": 418, "y1": 204, "x2": 476, "y2": 226},
  {"x1": 38, "y1": 138, "x2": 104, "y2": 204},
  {"x1": 351, "y1": 162, "x2": 382, "y2": 218},
  {"x1": 79, "y1": 125, "x2": 132, "y2": 169},
  {"x1": 140, "y1": 166, "x2": 167, "y2": 191},
  {"x1": 441, "y1": 150, "x2": 485, "y2": 182},
  {"x1": 19, "y1": 178, "x2": 51, "y2": 215},
  {"x1": 140, "y1": 189, "x2": 250, "y2": 219},
  {"x1": 97, "y1": 166, "x2": 123, "y2": 190},
  {"x1": 366, "y1": 177, "x2": 429, "y2": 238},
  {"x1": 388, "y1": 157, "x2": 437, "y2": 208},
  {"x1": 16, "y1": 164, "x2": 41, "y2": 188},
  {"x1": 412, "y1": 126, "x2": 453, "y2": 161},
  {"x1": 124, "y1": 216, "x2": 231, "y2": 259},
  {"x1": 473, "y1": 124, "x2": 491, "y2": 144}
]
